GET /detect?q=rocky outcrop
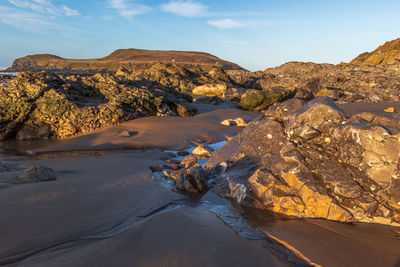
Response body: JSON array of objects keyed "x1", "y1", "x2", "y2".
[
  {"x1": 262, "y1": 62, "x2": 400, "y2": 102},
  {"x1": 206, "y1": 98, "x2": 400, "y2": 226},
  {"x1": 351, "y1": 38, "x2": 400, "y2": 65},
  {"x1": 0, "y1": 71, "x2": 195, "y2": 140},
  {"x1": 7, "y1": 49, "x2": 243, "y2": 72},
  {"x1": 117, "y1": 63, "x2": 238, "y2": 94}
]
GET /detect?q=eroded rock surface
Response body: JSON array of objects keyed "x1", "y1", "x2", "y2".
[
  {"x1": 351, "y1": 38, "x2": 400, "y2": 66},
  {"x1": 262, "y1": 62, "x2": 400, "y2": 102},
  {"x1": 0, "y1": 70, "x2": 195, "y2": 140},
  {"x1": 206, "y1": 97, "x2": 400, "y2": 225}
]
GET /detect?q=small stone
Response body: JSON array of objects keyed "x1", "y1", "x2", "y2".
[
  {"x1": 166, "y1": 159, "x2": 181, "y2": 164},
  {"x1": 219, "y1": 161, "x2": 228, "y2": 173},
  {"x1": 181, "y1": 155, "x2": 199, "y2": 169},
  {"x1": 162, "y1": 169, "x2": 172, "y2": 177},
  {"x1": 120, "y1": 130, "x2": 131, "y2": 137},
  {"x1": 267, "y1": 134, "x2": 273, "y2": 139},
  {"x1": 221, "y1": 119, "x2": 234, "y2": 126},
  {"x1": 220, "y1": 118, "x2": 247, "y2": 127},
  {"x1": 170, "y1": 170, "x2": 185, "y2": 181},
  {"x1": 384, "y1": 107, "x2": 395, "y2": 113},
  {"x1": 192, "y1": 144, "x2": 214, "y2": 157},
  {"x1": 233, "y1": 118, "x2": 247, "y2": 127},
  {"x1": 225, "y1": 135, "x2": 234, "y2": 141},
  {"x1": 166, "y1": 165, "x2": 181, "y2": 171}
]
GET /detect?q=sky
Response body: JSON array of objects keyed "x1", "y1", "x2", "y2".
[{"x1": 0, "y1": 0, "x2": 400, "y2": 71}]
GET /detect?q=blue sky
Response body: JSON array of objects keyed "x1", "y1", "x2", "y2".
[{"x1": 0, "y1": 0, "x2": 400, "y2": 70}]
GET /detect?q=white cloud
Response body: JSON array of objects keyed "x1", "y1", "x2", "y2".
[
  {"x1": 7, "y1": 0, "x2": 80, "y2": 17},
  {"x1": 207, "y1": 19, "x2": 245, "y2": 29},
  {"x1": 0, "y1": 5, "x2": 54, "y2": 30},
  {"x1": 108, "y1": 0, "x2": 151, "y2": 19},
  {"x1": 62, "y1": 5, "x2": 80, "y2": 16},
  {"x1": 160, "y1": 0, "x2": 208, "y2": 17}
]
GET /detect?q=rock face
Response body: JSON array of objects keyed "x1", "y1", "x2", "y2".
[
  {"x1": 0, "y1": 70, "x2": 195, "y2": 140},
  {"x1": 206, "y1": 98, "x2": 400, "y2": 226},
  {"x1": 7, "y1": 49, "x2": 243, "y2": 72},
  {"x1": 262, "y1": 62, "x2": 400, "y2": 102},
  {"x1": 351, "y1": 38, "x2": 400, "y2": 65}
]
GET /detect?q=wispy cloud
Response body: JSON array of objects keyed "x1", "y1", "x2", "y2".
[
  {"x1": 108, "y1": 0, "x2": 151, "y2": 19},
  {"x1": 160, "y1": 0, "x2": 208, "y2": 17},
  {"x1": 7, "y1": 0, "x2": 80, "y2": 16},
  {"x1": 0, "y1": 5, "x2": 55, "y2": 30},
  {"x1": 62, "y1": 5, "x2": 80, "y2": 16},
  {"x1": 207, "y1": 19, "x2": 245, "y2": 29}
]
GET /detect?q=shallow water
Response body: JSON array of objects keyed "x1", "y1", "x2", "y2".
[
  {"x1": 0, "y1": 139, "x2": 60, "y2": 156},
  {"x1": 165, "y1": 140, "x2": 227, "y2": 167},
  {"x1": 0, "y1": 72, "x2": 18, "y2": 76}
]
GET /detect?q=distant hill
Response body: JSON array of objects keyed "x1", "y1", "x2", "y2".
[
  {"x1": 7, "y1": 49, "x2": 243, "y2": 72},
  {"x1": 351, "y1": 38, "x2": 400, "y2": 65}
]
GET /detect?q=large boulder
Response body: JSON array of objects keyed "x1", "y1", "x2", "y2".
[
  {"x1": 206, "y1": 97, "x2": 400, "y2": 226},
  {"x1": 192, "y1": 84, "x2": 227, "y2": 97},
  {"x1": 239, "y1": 87, "x2": 296, "y2": 111}
]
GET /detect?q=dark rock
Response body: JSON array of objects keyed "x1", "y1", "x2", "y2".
[
  {"x1": 19, "y1": 165, "x2": 57, "y2": 182},
  {"x1": 206, "y1": 98, "x2": 400, "y2": 226},
  {"x1": 181, "y1": 155, "x2": 200, "y2": 169},
  {"x1": 166, "y1": 165, "x2": 181, "y2": 171},
  {"x1": 239, "y1": 87, "x2": 296, "y2": 111},
  {"x1": 174, "y1": 166, "x2": 209, "y2": 193},
  {"x1": 16, "y1": 123, "x2": 53, "y2": 141}
]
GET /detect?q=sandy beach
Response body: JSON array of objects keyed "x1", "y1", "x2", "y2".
[{"x1": 0, "y1": 102, "x2": 399, "y2": 267}]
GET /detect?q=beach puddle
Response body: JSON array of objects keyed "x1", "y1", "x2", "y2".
[{"x1": 164, "y1": 140, "x2": 227, "y2": 167}]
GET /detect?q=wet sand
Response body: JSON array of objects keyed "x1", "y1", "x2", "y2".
[
  {"x1": 0, "y1": 102, "x2": 399, "y2": 266},
  {"x1": 30, "y1": 103, "x2": 259, "y2": 154}
]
